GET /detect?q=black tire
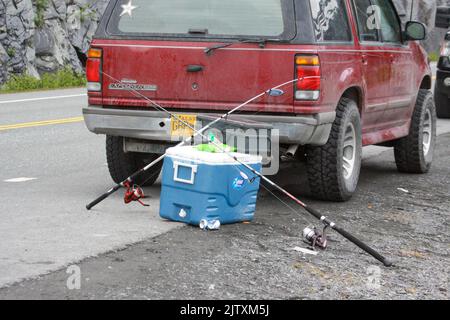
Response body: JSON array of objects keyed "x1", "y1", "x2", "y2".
[
  {"x1": 394, "y1": 90, "x2": 436, "y2": 173},
  {"x1": 434, "y1": 87, "x2": 450, "y2": 119},
  {"x1": 106, "y1": 136, "x2": 162, "y2": 186},
  {"x1": 306, "y1": 98, "x2": 362, "y2": 202}
]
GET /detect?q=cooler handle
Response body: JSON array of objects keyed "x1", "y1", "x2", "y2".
[{"x1": 173, "y1": 162, "x2": 198, "y2": 185}]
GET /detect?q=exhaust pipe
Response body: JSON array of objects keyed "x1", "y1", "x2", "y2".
[{"x1": 285, "y1": 144, "x2": 299, "y2": 158}]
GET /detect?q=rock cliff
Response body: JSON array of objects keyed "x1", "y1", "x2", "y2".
[{"x1": 0, "y1": 0, "x2": 108, "y2": 84}]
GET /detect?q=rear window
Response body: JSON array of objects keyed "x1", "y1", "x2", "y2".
[{"x1": 107, "y1": 0, "x2": 296, "y2": 40}]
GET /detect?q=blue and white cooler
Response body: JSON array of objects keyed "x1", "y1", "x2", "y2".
[{"x1": 159, "y1": 146, "x2": 262, "y2": 226}]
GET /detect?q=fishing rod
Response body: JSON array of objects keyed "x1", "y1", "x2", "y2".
[
  {"x1": 86, "y1": 76, "x2": 299, "y2": 210},
  {"x1": 86, "y1": 72, "x2": 393, "y2": 267}
]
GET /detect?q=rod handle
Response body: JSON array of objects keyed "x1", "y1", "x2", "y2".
[
  {"x1": 334, "y1": 226, "x2": 393, "y2": 267},
  {"x1": 304, "y1": 206, "x2": 393, "y2": 267},
  {"x1": 86, "y1": 185, "x2": 121, "y2": 210}
]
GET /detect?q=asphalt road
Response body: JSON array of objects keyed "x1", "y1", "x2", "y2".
[
  {"x1": 0, "y1": 88, "x2": 181, "y2": 288},
  {"x1": 0, "y1": 66, "x2": 448, "y2": 298}
]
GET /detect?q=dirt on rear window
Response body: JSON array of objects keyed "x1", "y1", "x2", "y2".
[{"x1": 108, "y1": 0, "x2": 294, "y2": 39}]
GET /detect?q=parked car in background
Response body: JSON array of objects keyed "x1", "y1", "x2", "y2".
[
  {"x1": 435, "y1": 6, "x2": 450, "y2": 118},
  {"x1": 83, "y1": 0, "x2": 435, "y2": 201}
]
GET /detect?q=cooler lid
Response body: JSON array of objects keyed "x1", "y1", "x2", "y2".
[{"x1": 165, "y1": 146, "x2": 262, "y2": 165}]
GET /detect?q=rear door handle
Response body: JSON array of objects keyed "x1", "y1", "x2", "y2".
[{"x1": 187, "y1": 65, "x2": 204, "y2": 72}]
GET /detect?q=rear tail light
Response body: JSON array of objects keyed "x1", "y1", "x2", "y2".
[
  {"x1": 295, "y1": 54, "x2": 321, "y2": 101},
  {"x1": 86, "y1": 48, "x2": 102, "y2": 92}
]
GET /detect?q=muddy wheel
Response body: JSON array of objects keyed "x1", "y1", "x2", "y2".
[
  {"x1": 394, "y1": 90, "x2": 436, "y2": 173},
  {"x1": 305, "y1": 98, "x2": 362, "y2": 202},
  {"x1": 106, "y1": 135, "x2": 162, "y2": 186}
]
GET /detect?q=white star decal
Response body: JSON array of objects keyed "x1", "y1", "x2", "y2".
[{"x1": 120, "y1": 0, "x2": 138, "y2": 17}]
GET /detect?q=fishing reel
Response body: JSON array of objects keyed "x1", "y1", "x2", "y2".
[
  {"x1": 302, "y1": 226, "x2": 328, "y2": 250},
  {"x1": 123, "y1": 181, "x2": 149, "y2": 207}
]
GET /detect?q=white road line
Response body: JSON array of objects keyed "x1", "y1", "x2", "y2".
[
  {"x1": 4, "y1": 177, "x2": 37, "y2": 183},
  {"x1": 0, "y1": 94, "x2": 86, "y2": 105},
  {"x1": 93, "y1": 234, "x2": 110, "y2": 238}
]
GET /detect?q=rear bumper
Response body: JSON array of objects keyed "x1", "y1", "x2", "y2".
[{"x1": 82, "y1": 106, "x2": 335, "y2": 146}]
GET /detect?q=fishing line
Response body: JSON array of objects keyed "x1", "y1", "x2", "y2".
[
  {"x1": 88, "y1": 71, "x2": 393, "y2": 266},
  {"x1": 87, "y1": 72, "x2": 299, "y2": 210},
  {"x1": 259, "y1": 182, "x2": 315, "y2": 224},
  {"x1": 109, "y1": 77, "x2": 313, "y2": 226},
  {"x1": 230, "y1": 82, "x2": 298, "y2": 117}
]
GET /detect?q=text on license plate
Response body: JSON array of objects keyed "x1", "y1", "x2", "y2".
[{"x1": 170, "y1": 114, "x2": 197, "y2": 138}]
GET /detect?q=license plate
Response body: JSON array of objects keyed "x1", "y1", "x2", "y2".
[{"x1": 170, "y1": 114, "x2": 197, "y2": 138}]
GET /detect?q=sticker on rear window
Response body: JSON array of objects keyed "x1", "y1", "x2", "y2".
[{"x1": 120, "y1": 0, "x2": 138, "y2": 17}]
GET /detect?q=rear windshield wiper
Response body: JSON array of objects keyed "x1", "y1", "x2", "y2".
[
  {"x1": 188, "y1": 28, "x2": 208, "y2": 35},
  {"x1": 204, "y1": 38, "x2": 286, "y2": 56}
]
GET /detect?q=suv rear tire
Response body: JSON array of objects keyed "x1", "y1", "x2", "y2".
[
  {"x1": 305, "y1": 98, "x2": 362, "y2": 202},
  {"x1": 434, "y1": 88, "x2": 450, "y2": 119},
  {"x1": 394, "y1": 90, "x2": 436, "y2": 173},
  {"x1": 106, "y1": 135, "x2": 162, "y2": 186}
]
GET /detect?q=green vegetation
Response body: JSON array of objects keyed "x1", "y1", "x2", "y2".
[
  {"x1": 35, "y1": 0, "x2": 49, "y2": 28},
  {"x1": 0, "y1": 68, "x2": 86, "y2": 93},
  {"x1": 6, "y1": 47, "x2": 15, "y2": 57},
  {"x1": 80, "y1": 5, "x2": 96, "y2": 23},
  {"x1": 429, "y1": 52, "x2": 440, "y2": 62}
]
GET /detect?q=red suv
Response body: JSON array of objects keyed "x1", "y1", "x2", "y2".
[{"x1": 83, "y1": 0, "x2": 436, "y2": 201}]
